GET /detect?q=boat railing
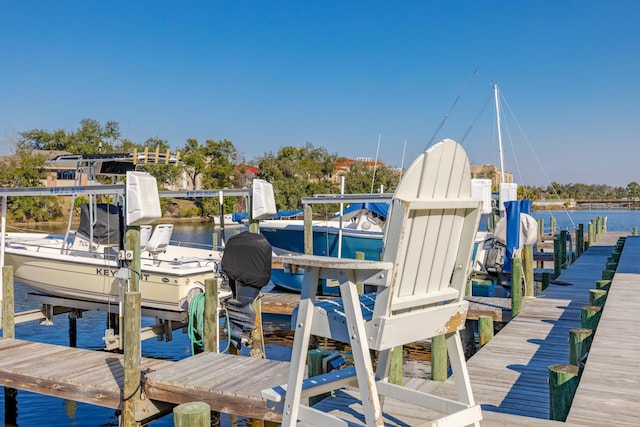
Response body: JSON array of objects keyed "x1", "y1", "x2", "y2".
[
  {"x1": 168, "y1": 239, "x2": 219, "y2": 251},
  {"x1": 301, "y1": 193, "x2": 393, "y2": 205}
]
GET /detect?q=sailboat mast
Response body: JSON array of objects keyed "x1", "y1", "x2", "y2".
[{"x1": 493, "y1": 84, "x2": 505, "y2": 183}]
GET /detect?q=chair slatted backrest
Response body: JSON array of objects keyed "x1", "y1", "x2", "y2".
[{"x1": 375, "y1": 139, "x2": 481, "y2": 316}]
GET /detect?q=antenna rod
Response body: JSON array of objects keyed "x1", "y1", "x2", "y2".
[
  {"x1": 370, "y1": 133, "x2": 381, "y2": 193},
  {"x1": 494, "y1": 84, "x2": 506, "y2": 183},
  {"x1": 425, "y1": 66, "x2": 479, "y2": 151},
  {"x1": 399, "y1": 139, "x2": 407, "y2": 180}
]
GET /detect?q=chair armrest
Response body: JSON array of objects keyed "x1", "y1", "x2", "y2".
[
  {"x1": 278, "y1": 255, "x2": 393, "y2": 286},
  {"x1": 278, "y1": 254, "x2": 392, "y2": 271}
]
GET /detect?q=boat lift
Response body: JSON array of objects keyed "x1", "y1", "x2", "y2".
[{"x1": 0, "y1": 183, "x2": 267, "y2": 350}]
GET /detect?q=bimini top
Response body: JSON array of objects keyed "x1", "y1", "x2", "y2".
[{"x1": 46, "y1": 151, "x2": 182, "y2": 177}]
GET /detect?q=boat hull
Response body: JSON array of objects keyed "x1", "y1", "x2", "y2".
[
  {"x1": 263, "y1": 221, "x2": 382, "y2": 294},
  {"x1": 4, "y1": 236, "x2": 222, "y2": 312},
  {"x1": 260, "y1": 221, "x2": 383, "y2": 260}
]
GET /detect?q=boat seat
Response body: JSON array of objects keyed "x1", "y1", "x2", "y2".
[
  {"x1": 140, "y1": 224, "x2": 153, "y2": 250},
  {"x1": 144, "y1": 224, "x2": 173, "y2": 262}
]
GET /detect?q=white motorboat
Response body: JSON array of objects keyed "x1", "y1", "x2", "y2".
[
  {"x1": 1, "y1": 154, "x2": 277, "y2": 313},
  {"x1": 4, "y1": 214, "x2": 223, "y2": 312}
]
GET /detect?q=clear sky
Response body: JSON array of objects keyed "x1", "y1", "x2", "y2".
[{"x1": 1, "y1": 1, "x2": 638, "y2": 187}]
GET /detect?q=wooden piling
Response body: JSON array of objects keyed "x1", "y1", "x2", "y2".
[
  {"x1": 2, "y1": 265, "x2": 16, "y2": 423},
  {"x1": 569, "y1": 328, "x2": 593, "y2": 367},
  {"x1": 581, "y1": 305, "x2": 602, "y2": 330},
  {"x1": 511, "y1": 256, "x2": 523, "y2": 317},
  {"x1": 601, "y1": 269, "x2": 615, "y2": 280},
  {"x1": 69, "y1": 311, "x2": 77, "y2": 348},
  {"x1": 431, "y1": 334, "x2": 448, "y2": 381},
  {"x1": 553, "y1": 238, "x2": 562, "y2": 278},
  {"x1": 389, "y1": 345, "x2": 403, "y2": 386},
  {"x1": 303, "y1": 204, "x2": 313, "y2": 255},
  {"x1": 541, "y1": 272, "x2": 551, "y2": 292},
  {"x1": 537, "y1": 219, "x2": 544, "y2": 242},
  {"x1": 307, "y1": 349, "x2": 332, "y2": 405},
  {"x1": 204, "y1": 278, "x2": 220, "y2": 353},
  {"x1": 2, "y1": 266, "x2": 14, "y2": 339},
  {"x1": 523, "y1": 244, "x2": 534, "y2": 298},
  {"x1": 549, "y1": 363, "x2": 580, "y2": 421},
  {"x1": 595, "y1": 279, "x2": 611, "y2": 291},
  {"x1": 478, "y1": 315, "x2": 494, "y2": 348},
  {"x1": 173, "y1": 401, "x2": 211, "y2": 427},
  {"x1": 576, "y1": 223, "x2": 584, "y2": 258},
  {"x1": 589, "y1": 289, "x2": 607, "y2": 307},
  {"x1": 123, "y1": 291, "x2": 141, "y2": 427},
  {"x1": 560, "y1": 230, "x2": 568, "y2": 268},
  {"x1": 354, "y1": 251, "x2": 365, "y2": 294},
  {"x1": 123, "y1": 227, "x2": 141, "y2": 427}
]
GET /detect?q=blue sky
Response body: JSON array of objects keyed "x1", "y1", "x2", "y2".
[{"x1": 1, "y1": 1, "x2": 638, "y2": 187}]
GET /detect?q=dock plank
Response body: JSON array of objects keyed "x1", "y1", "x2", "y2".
[
  {"x1": 144, "y1": 352, "x2": 290, "y2": 421},
  {"x1": 566, "y1": 235, "x2": 640, "y2": 427},
  {"x1": 0, "y1": 338, "x2": 172, "y2": 409}
]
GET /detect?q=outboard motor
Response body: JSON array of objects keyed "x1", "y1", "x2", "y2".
[{"x1": 221, "y1": 231, "x2": 272, "y2": 348}]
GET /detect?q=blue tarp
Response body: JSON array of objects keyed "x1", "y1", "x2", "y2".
[
  {"x1": 231, "y1": 209, "x2": 304, "y2": 223},
  {"x1": 337, "y1": 202, "x2": 390, "y2": 220},
  {"x1": 233, "y1": 203, "x2": 389, "y2": 224},
  {"x1": 272, "y1": 209, "x2": 304, "y2": 218}
]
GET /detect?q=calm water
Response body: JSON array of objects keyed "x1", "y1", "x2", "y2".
[{"x1": 1, "y1": 210, "x2": 639, "y2": 426}]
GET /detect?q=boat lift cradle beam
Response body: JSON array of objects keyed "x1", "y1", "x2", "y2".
[{"x1": 301, "y1": 193, "x2": 393, "y2": 205}]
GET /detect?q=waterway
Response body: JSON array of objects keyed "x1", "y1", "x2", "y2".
[{"x1": 1, "y1": 209, "x2": 639, "y2": 426}]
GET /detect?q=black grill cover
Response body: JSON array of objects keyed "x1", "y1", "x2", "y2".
[{"x1": 222, "y1": 231, "x2": 272, "y2": 289}]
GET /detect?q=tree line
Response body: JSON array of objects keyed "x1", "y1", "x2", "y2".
[
  {"x1": 1, "y1": 119, "x2": 401, "y2": 221},
  {"x1": 2, "y1": 119, "x2": 639, "y2": 222}
]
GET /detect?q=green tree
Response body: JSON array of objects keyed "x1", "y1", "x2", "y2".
[
  {"x1": 0, "y1": 141, "x2": 48, "y2": 187},
  {"x1": 181, "y1": 138, "x2": 207, "y2": 190},
  {"x1": 343, "y1": 161, "x2": 400, "y2": 195},
  {"x1": 202, "y1": 139, "x2": 237, "y2": 189},
  {"x1": 0, "y1": 141, "x2": 62, "y2": 221},
  {"x1": 627, "y1": 182, "x2": 640, "y2": 199},
  {"x1": 20, "y1": 118, "x2": 126, "y2": 154},
  {"x1": 256, "y1": 143, "x2": 338, "y2": 210}
]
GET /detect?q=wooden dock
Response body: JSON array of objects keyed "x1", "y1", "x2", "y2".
[
  {"x1": 566, "y1": 234, "x2": 640, "y2": 426},
  {"x1": 303, "y1": 231, "x2": 636, "y2": 425},
  {"x1": 0, "y1": 231, "x2": 637, "y2": 425},
  {"x1": 0, "y1": 338, "x2": 173, "y2": 416}
]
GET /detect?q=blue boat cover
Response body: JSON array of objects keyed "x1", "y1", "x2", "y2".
[
  {"x1": 336, "y1": 202, "x2": 389, "y2": 219},
  {"x1": 231, "y1": 209, "x2": 304, "y2": 223}
]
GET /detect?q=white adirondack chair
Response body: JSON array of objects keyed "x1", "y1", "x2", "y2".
[{"x1": 262, "y1": 139, "x2": 483, "y2": 426}]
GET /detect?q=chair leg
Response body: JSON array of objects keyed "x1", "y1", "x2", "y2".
[
  {"x1": 340, "y1": 280, "x2": 385, "y2": 426},
  {"x1": 445, "y1": 331, "x2": 476, "y2": 407},
  {"x1": 281, "y1": 268, "x2": 319, "y2": 426}
]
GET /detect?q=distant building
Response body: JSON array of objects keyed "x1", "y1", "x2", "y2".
[
  {"x1": 470, "y1": 164, "x2": 513, "y2": 189},
  {"x1": 331, "y1": 157, "x2": 383, "y2": 185}
]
